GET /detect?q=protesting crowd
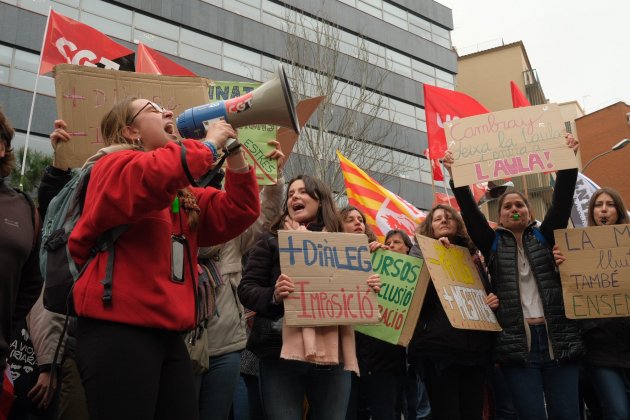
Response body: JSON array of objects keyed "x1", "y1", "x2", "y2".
[{"x1": 1, "y1": 85, "x2": 629, "y2": 420}]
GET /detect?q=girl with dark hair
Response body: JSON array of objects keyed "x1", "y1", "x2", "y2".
[
  {"x1": 238, "y1": 175, "x2": 380, "y2": 420},
  {"x1": 555, "y1": 187, "x2": 630, "y2": 419},
  {"x1": 444, "y1": 134, "x2": 584, "y2": 420},
  {"x1": 408, "y1": 204, "x2": 497, "y2": 420},
  {"x1": 68, "y1": 98, "x2": 260, "y2": 420},
  {"x1": 341, "y1": 208, "x2": 407, "y2": 420}
]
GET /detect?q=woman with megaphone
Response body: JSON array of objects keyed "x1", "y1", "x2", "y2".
[{"x1": 67, "y1": 97, "x2": 260, "y2": 420}]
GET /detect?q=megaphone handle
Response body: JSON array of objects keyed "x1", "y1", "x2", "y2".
[{"x1": 224, "y1": 138, "x2": 241, "y2": 156}]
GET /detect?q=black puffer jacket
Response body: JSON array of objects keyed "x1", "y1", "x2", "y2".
[
  {"x1": 407, "y1": 237, "x2": 494, "y2": 367},
  {"x1": 580, "y1": 317, "x2": 630, "y2": 368},
  {"x1": 452, "y1": 169, "x2": 584, "y2": 365}
]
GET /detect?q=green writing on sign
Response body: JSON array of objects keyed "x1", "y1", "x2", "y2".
[
  {"x1": 355, "y1": 250, "x2": 424, "y2": 345},
  {"x1": 210, "y1": 81, "x2": 278, "y2": 185}
]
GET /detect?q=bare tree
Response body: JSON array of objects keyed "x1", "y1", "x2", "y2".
[{"x1": 281, "y1": 6, "x2": 403, "y2": 198}]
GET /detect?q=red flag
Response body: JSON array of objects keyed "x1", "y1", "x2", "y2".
[
  {"x1": 423, "y1": 84, "x2": 489, "y2": 180},
  {"x1": 434, "y1": 192, "x2": 460, "y2": 211},
  {"x1": 510, "y1": 81, "x2": 531, "y2": 108},
  {"x1": 40, "y1": 10, "x2": 134, "y2": 75},
  {"x1": 0, "y1": 367, "x2": 14, "y2": 419},
  {"x1": 424, "y1": 148, "x2": 443, "y2": 181},
  {"x1": 136, "y1": 43, "x2": 196, "y2": 76}
]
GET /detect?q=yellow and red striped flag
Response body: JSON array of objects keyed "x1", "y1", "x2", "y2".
[{"x1": 337, "y1": 151, "x2": 426, "y2": 242}]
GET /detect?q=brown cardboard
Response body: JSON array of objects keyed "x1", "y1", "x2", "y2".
[
  {"x1": 415, "y1": 234, "x2": 502, "y2": 331},
  {"x1": 444, "y1": 104, "x2": 578, "y2": 187},
  {"x1": 278, "y1": 230, "x2": 380, "y2": 327},
  {"x1": 554, "y1": 224, "x2": 630, "y2": 319},
  {"x1": 53, "y1": 64, "x2": 212, "y2": 168},
  {"x1": 276, "y1": 96, "x2": 325, "y2": 158},
  {"x1": 396, "y1": 262, "x2": 431, "y2": 346}
]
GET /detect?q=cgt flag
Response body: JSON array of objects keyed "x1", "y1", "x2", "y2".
[
  {"x1": 136, "y1": 43, "x2": 196, "y2": 76},
  {"x1": 40, "y1": 9, "x2": 135, "y2": 75},
  {"x1": 423, "y1": 84, "x2": 489, "y2": 180},
  {"x1": 510, "y1": 80, "x2": 531, "y2": 108},
  {"x1": 337, "y1": 151, "x2": 426, "y2": 242}
]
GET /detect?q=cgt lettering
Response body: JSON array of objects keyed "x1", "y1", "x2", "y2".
[{"x1": 55, "y1": 37, "x2": 121, "y2": 70}]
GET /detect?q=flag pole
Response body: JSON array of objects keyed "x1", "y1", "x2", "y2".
[
  {"x1": 19, "y1": 7, "x2": 52, "y2": 189},
  {"x1": 441, "y1": 160, "x2": 450, "y2": 199}
]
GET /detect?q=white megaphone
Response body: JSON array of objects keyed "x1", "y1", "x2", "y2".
[{"x1": 176, "y1": 64, "x2": 301, "y2": 139}]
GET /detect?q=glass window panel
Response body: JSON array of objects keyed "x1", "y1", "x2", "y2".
[
  {"x1": 54, "y1": 0, "x2": 80, "y2": 7},
  {"x1": 0, "y1": 45, "x2": 12, "y2": 66},
  {"x1": 180, "y1": 29, "x2": 222, "y2": 54},
  {"x1": 359, "y1": 0, "x2": 381, "y2": 8},
  {"x1": 17, "y1": 0, "x2": 48, "y2": 14},
  {"x1": 383, "y1": 12, "x2": 407, "y2": 30},
  {"x1": 13, "y1": 50, "x2": 38, "y2": 73},
  {"x1": 261, "y1": 56, "x2": 278, "y2": 73},
  {"x1": 223, "y1": 57, "x2": 261, "y2": 80},
  {"x1": 435, "y1": 68, "x2": 454, "y2": 83},
  {"x1": 179, "y1": 44, "x2": 222, "y2": 68},
  {"x1": 390, "y1": 61, "x2": 411, "y2": 78},
  {"x1": 432, "y1": 35, "x2": 451, "y2": 49},
  {"x1": 223, "y1": 0, "x2": 260, "y2": 21},
  {"x1": 261, "y1": 12, "x2": 283, "y2": 29},
  {"x1": 415, "y1": 107, "x2": 426, "y2": 122},
  {"x1": 201, "y1": 0, "x2": 223, "y2": 5},
  {"x1": 261, "y1": 0, "x2": 285, "y2": 17},
  {"x1": 38, "y1": 75, "x2": 55, "y2": 96},
  {"x1": 411, "y1": 60, "x2": 435, "y2": 76},
  {"x1": 51, "y1": 3, "x2": 79, "y2": 19},
  {"x1": 412, "y1": 71, "x2": 435, "y2": 85},
  {"x1": 409, "y1": 24, "x2": 431, "y2": 40},
  {"x1": 391, "y1": 100, "x2": 415, "y2": 117},
  {"x1": 0, "y1": 0, "x2": 18, "y2": 6},
  {"x1": 82, "y1": 0, "x2": 132, "y2": 25},
  {"x1": 134, "y1": 14, "x2": 179, "y2": 41},
  {"x1": 408, "y1": 14, "x2": 431, "y2": 31},
  {"x1": 0, "y1": 66, "x2": 9, "y2": 85},
  {"x1": 236, "y1": 0, "x2": 261, "y2": 8},
  {"x1": 417, "y1": 120, "x2": 427, "y2": 132},
  {"x1": 356, "y1": 1, "x2": 381, "y2": 18},
  {"x1": 431, "y1": 24, "x2": 450, "y2": 39},
  {"x1": 133, "y1": 30, "x2": 178, "y2": 55},
  {"x1": 436, "y1": 80, "x2": 454, "y2": 90},
  {"x1": 82, "y1": 12, "x2": 132, "y2": 41},
  {"x1": 9, "y1": 68, "x2": 36, "y2": 91},
  {"x1": 181, "y1": 31, "x2": 221, "y2": 54},
  {"x1": 383, "y1": 2, "x2": 406, "y2": 18},
  {"x1": 223, "y1": 44, "x2": 260, "y2": 67},
  {"x1": 387, "y1": 49, "x2": 411, "y2": 67},
  {"x1": 338, "y1": 0, "x2": 354, "y2": 5},
  {"x1": 12, "y1": 132, "x2": 53, "y2": 155}
]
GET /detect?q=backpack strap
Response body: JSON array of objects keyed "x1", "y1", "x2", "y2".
[
  {"x1": 95, "y1": 225, "x2": 128, "y2": 306},
  {"x1": 532, "y1": 228, "x2": 548, "y2": 248}
]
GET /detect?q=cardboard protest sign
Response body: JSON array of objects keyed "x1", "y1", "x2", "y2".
[
  {"x1": 445, "y1": 104, "x2": 578, "y2": 187},
  {"x1": 53, "y1": 64, "x2": 212, "y2": 169},
  {"x1": 355, "y1": 249, "x2": 430, "y2": 346},
  {"x1": 210, "y1": 81, "x2": 277, "y2": 185},
  {"x1": 276, "y1": 96, "x2": 325, "y2": 158},
  {"x1": 554, "y1": 224, "x2": 630, "y2": 319},
  {"x1": 278, "y1": 231, "x2": 380, "y2": 327},
  {"x1": 415, "y1": 235, "x2": 502, "y2": 331}
]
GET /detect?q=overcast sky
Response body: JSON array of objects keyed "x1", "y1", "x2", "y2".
[{"x1": 437, "y1": 0, "x2": 630, "y2": 113}]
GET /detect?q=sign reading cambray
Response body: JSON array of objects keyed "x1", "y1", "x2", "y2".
[
  {"x1": 278, "y1": 231, "x2": 380, "y2": 327},
  {"x1": 416, "y1": 235, "x2": 501, "y2": 331},
  {"x1": 445, "y1": 104, "x2": 578, "y2": 187},
  {"x1": 554, "y1": 224, "x2": 630, "y2": 318}
]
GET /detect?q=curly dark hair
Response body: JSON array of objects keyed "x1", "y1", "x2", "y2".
[{"x1": 417, "y1": 204, "x2": 476, "y2": 254}]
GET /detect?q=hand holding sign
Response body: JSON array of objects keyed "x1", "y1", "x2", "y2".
[{"x1": 274, "y1": 273, "x2": 295, "y2": 303}]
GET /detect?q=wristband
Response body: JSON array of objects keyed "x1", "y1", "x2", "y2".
[{"x1": 202, "y1": 141, "x2": 219, "y2": 162}]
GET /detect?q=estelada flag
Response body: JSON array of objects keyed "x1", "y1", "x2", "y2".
[
  {"x1": 423, "y1": 84, "x2": 489, "y2": 180},
  {"x1": 510, "y1": 80, "x2": 531, "y2": 108},
  {"x1": 40, "y1": 9, "x2": 135, "y2": 75},
  {"x1": 136, "y1": 43, "x2": 196, "y2": 76},
  {"x1": 337, "y1": 151, "x2": 426, "y2": 242}
]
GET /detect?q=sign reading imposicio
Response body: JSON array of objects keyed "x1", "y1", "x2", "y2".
[
  {"x1": 278, "y1": 231, "x2": 380, "y2": 327},
  {"x1": 445, "y1": 104, "x2": 578, "y2": 187},
  {"x1": 554, "y1": 224, "x2": 630, "y2": 319},
  {"x1": 416, "y1": 235, "x2": 501, "y2": 331}
]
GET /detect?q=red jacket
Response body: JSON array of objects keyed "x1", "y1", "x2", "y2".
[{"x1": 69, "y1": 140, "x2": 260, "y2": 331}]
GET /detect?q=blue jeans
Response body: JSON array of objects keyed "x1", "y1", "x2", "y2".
[
  {"x1": 197, "y1": 351, "x2": 242, "y2": 420},
  {"x1": 501, "y1": 324, "x2": 580, "y2": 420},
  {"x1": 259, "y1": 358, "x2": 351, "y2": 420},
  {"x1": 584, "y1": 365, "x2": 630, "y2": 420}
]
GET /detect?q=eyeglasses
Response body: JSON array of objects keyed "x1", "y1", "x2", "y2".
[{"x1": 128, "y1": 102, "x2": 165, "y2": 125}]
